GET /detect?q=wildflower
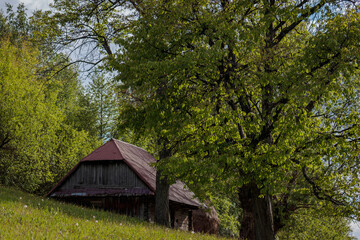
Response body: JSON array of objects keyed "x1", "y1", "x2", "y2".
[
  {"x1": 19, "y1": 197, "x2": 22, "y2": 200},
  {"x1": 24, "y1": 205, "x2": 28, "y2": 208},
  {"x1": 120, "y1": 223, "x2": 122, "y2": 226},
  {"x1": 93, "y1": 216, "x2": 96, "y2": 219},
  {"x1": 41, "y1": 199, "x2": 44, "y2": 202},
  {"x1": 191, "y1": 231, "x2": 195, "y2": 234},
  {"x1": 95, "y1": 220, "x2": 98, "y2": 223},
  {"x1": 38, "y1": 203, "x2": 40, "y2": 206},
  {"x1": 76, "y1": 223, "x2": 79, "y2": 226}
]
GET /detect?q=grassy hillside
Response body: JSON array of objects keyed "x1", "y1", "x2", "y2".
[{"x1": 0, "y1": 186, "x2": 230, "y2": 239}]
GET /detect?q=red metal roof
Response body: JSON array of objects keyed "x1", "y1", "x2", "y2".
[
  {"x1": 47, "y1": 138, "x2": 201, "y2": 208},
  {"x1": 81, "y1": 139, "x2": 124, "y2": 161}
]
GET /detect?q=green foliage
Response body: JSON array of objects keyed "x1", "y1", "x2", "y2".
[
  {"x1": 0, "y1": 40, "x2": 51, "y2": 190},
  {"x1": 48, "y1": 0, "x2": 360, "y2": 236},
  {"x1": 276, "y1": 209, "x2": 355, "y2": 240},
  {"x1": 0, "y1": 5, "x2": 101, "y2": 194},
  {"x1": 210, "y1": 196, "x2": 240, "y2": 237},
  {"x1": 0, "y1": 3, "x2": 30, "y2": 44},
  {"x1": 0, "y1": 185, "x2": 231, "y2": 240},
  {"x1": 0, "y1": 39, "x2": 97, "y2": 194},
  {"x1": 86, "y1": 72, "x2": 118, "y2": 141},
  {"x1": 107, "y1": 0, "x2": 360, "y2": 235},
  {"x1": 209, "y1": 195, "x2": 355, "y2": 240}
]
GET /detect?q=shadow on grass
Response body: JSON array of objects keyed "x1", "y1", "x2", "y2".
[
  {"x1": 0, "y1": 185, "x2": 146, "y2": 226},
  {"x1": 0, "y1": 185, "x2": 235, "y2": 240}
]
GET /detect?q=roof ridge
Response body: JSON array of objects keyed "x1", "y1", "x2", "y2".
[
  {"x1": 47, "y1": 138, "x2": 201, "y2": 207},
  {"x1": 112, "y1": 138, "x2": 154, "y2": 155},
  {"x1": 81, "y1": 139, "x2": 123, "y2": 161},
  {"x1": 110, "y1": 138, "x2": 125, "y2": 160},
  {"x1": 111, "y1": 138, "x2": 156, "y2": 192}
]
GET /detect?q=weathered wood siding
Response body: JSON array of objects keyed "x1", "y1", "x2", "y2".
[
  {"x1": 173, "y1": 208, "x2": 191, "y2": 231},
  {"x1": 62, "y1": 196, "x2": 152, "y2": 220},
  {"x1": 59, "y1": 161, "x2": 148, "y2": 190},
  {"x1": 148, "y1": 201, "x2": 155, "y2": 223}
]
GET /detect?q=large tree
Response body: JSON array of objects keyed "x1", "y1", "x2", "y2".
[
  {"x1": 49, "y1": 0, "x2": 183, "y2": 226},
  {"x1": 43, "y1": 0, "x2": 360, "y2": 238},
  {"x1": 110, "y1": 1, "x2": 360, "y2": 239}
]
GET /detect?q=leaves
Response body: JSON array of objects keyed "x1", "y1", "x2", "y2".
[
  {"x1": 30, "y1": 0, "x2": 360, "y2": 236},
  {"x1": 109, "y1": 0, "x2": 360, "y2": 232},
  {"x1": 0, "y1": 28, "x2": 98, "y2": 194}
]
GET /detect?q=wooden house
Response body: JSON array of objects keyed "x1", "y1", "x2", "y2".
[{"x1": 47, "y1": 138, "x2": 202, "y2": 231}]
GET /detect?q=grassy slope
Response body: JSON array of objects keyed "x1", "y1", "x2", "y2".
[{"x1": 0, "y1": 186, "x2": 230, "y2": 240}]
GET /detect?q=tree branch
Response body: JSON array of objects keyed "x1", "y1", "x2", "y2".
[
  {"x1": 271, "y1": 0, "x2": 326, "y2": 47},
  {"x1": 302, "y1": 166, "x2": 345, "y2": 206}
]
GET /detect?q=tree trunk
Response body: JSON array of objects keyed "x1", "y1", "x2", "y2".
[
  {"x1": 239, "y1": 182, "x2": 274, "y2": 240},
  {"x1": 155, "y1": 169, "x2": 170, "y2": 227}
]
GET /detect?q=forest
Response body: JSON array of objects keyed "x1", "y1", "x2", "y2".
[{"x1": 1, "y1": 1, "x2": 360, "y2": 239}]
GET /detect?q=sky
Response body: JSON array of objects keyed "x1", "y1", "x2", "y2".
[
  {"x1": 1, "y1": 0, "x2": 360, "y2": 239},
  {"x1": 0, "y1": 0, "x2": 53, "y2": 13},
  {"x1": 352, "y1": 221, "x2": 360, "y2": 240}
]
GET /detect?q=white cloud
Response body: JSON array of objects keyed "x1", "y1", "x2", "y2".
[
  {"x1": 351, "y1": 221, "x2": 360, "y2": 239},
  {"x1": 21, "y1": 0, "x2": 53, "y2": 11},
  {"x1": 1, "y1": 0, "x2": 53, "y2": 13}
]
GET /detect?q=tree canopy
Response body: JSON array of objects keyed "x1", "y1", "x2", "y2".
[
  {"x1": 108, "y1": 1, "x2": 360, "y2": 239},
  {"x1": 5, "y1": 0, "x2": 360, "y2": 239},
  {"x1": 0, "y1": 4, "x2": 100, "y2": 194}
]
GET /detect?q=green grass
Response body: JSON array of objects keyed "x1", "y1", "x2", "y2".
[{"x1": 0, "y1": 185, "x2": 230, "y2": 239}]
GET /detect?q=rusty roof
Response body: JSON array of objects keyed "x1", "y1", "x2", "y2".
[{"x1": 47, "y1": 138, "x2": 201, "y2": 208}]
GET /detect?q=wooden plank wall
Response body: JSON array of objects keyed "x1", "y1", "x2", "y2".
[
  {"x1": 173, "y1": 208, "x2": 191, "y2": 231},
  {"x1": 59, "y1": 161, "x2": 149, "y2": 190}
]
